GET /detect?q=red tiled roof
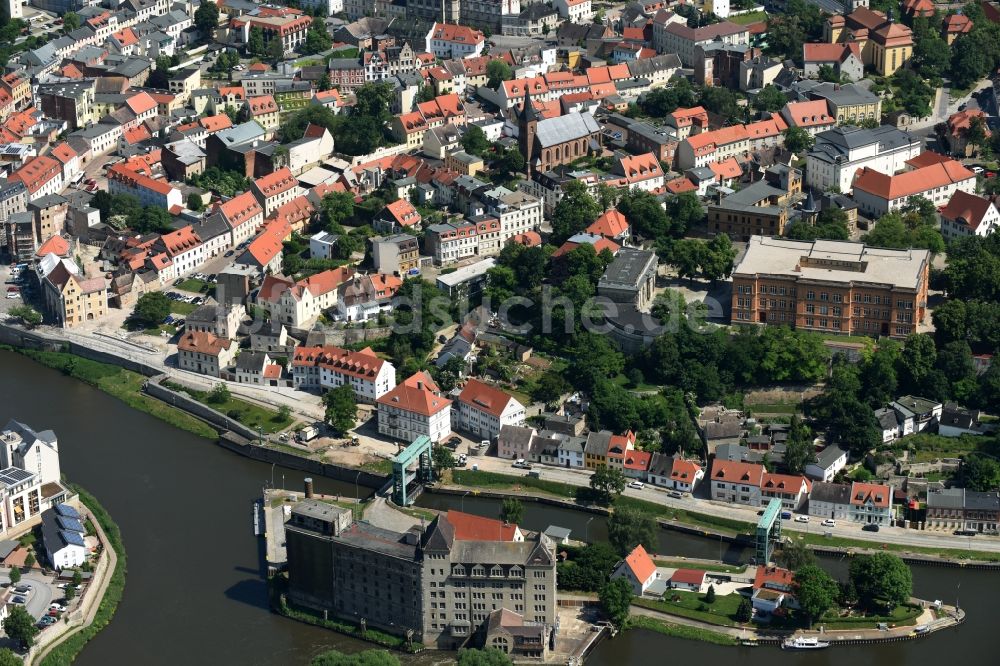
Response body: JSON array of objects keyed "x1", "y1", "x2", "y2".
[
  {"x1": 377, "y1": 371, "x2": 450, "y2": 417},
  {"x1": 10, "y1": 155, "x2": 61, "y2": 193},
  {"x1": 446, "y1": 510, "x2": 518, "y2": 541},
  {"x1": 850, "y1": 481, "x2": 891, "y2": 508},
  {"x1": 178, "y1": 330, "x2": 232, "y2": 356},
  {"x1": 939, "y1": 190, "x2": 995, "y2": 231},
  {"x1": 219, "y1": 191, "x2": 264, "y2": 228},
  {"x1": 711, "y1": 459, "x2": 764, "y2": 485},
  {"x1": 292, "y1": 344, "x2": 386, "y2": 380},
  {"x1": 126, "y1": 91, "x2": 157, "y2": 116},
  {"x1": 200, "y1": 114, "x2": 233, "y2": 132},
  {"x1": 669, "y1": 458, "x2": 701, "y2": 482},
  {"x1": 254, "y1": 167, "x2": 297, "y2": 198},
  {"x1": 853, "y1": 159, "x2": 975, "y2": 200},
  {"x1": 509, "y1": 231, "x2": 541, "y2": 247},
  {"x1": 458, "y1": 378, "x2": 519, "y2": 418},
  {"x1": 670, "y1": 568, "x2": 706, "y2": 585},
  {"x1": 50, "y1": 142, "x2": 77, "y2": 164},
  {"x1": 623, "y1": 449, "x2": 651, "y2": 472},
  {"x1": 623, "y1": 545, "x2": 657, "y2": 582},
  {"x1": 35, "y1": 235, "x2": 70, "y2": 258},
  {"x1": 247, "y1": 94, "x2": 279, "y2": 115},
  {"x1": 298, "y1": 267, "x2": 355, "y2": 297},
  {"x1": 665, "y1": 176, "x2": 697, "y2": 193},
  {"x1": 761, "y1": 472, "x2": 808, "y2": 493},
  {"x1": 709, "y1": 157, "x2": 742, "y2": 180},
  {"x1": 245, "y1": 218, "x2": 291, "y2": 266},
  {"x1": 587, "y1": 209, "x2": 629, "y2": 238},
  {"x1": 429, "y1": 22, "x2": 485, "y2": 46},
  {"x1": 753, "y1": 566, "x2": 794, "y2": 591},
  {"x1": 383, "y1": 198, "x2": 421, "y2": 227},
  {"x1": 784, "y1": 99, "x2": 833, "y2": 128}
]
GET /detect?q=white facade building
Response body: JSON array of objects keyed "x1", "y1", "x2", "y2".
[
  {"x1": 805, "y1": 125, "x2": 922, "y2": 194},
  {"x1": 454, "y1": 378, "x2": 526, "y2": 440}
]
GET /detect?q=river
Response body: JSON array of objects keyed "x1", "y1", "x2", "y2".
[{"x1": 0, "y1": 350, "x2": 991, "y2": 665}]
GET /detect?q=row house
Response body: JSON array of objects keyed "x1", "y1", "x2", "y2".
[
  {"x1": 424, "y1": 220, "x2": 479, "y2": 265},
  {"x1": 808, "y1": 481, "x2": 893, "y2": 526},
  {"x1": 251, "y1": 167, "x2": 300, "y2": 217},
  {"x1": 152, "y1": 225, "x2": 204, "y2": 280},
  {"x1": 10, "y1": 156, "x2": 64, "y2": 202},
  {"x1": 336, "y1": 272, "x2": 402, "y2": 322},
  {"x1": 215, "y1": 191, "x2": 265, "y2": 246},
  {"x1": 676, "y1": 124, "x2": 750, "y2": 170},
  {"x1": 244, "y1": 95, "x2": 281, "y2": 132},
  {"x1": 292, "y1": 345, "x2": 396, "y2": 403},
  {"x1": 41, "y1": 261, "x2": 108, "y2": 329},
  {"x1": 582, "y1": 430, "x2": 636, "y2": 470},
  {"x1": 646, "y1": 454, "x2": 704, "y2": 493},
  {"x1": 107, "y1": 163, "x2": 183, "y2": 211},
  {"x1": 425, "y1": 22, "x2": 485, "y2": 60},
  {"x1": 177, "y1": 330, "x2": 237, "y2": 378},
  {"x1": 926, "y1": 488, "x2": 999, "y2": 534},
  {"x1": 327, "y1": 60, "x2": 366, "y2": 91},
  {"x1": 256, "y1": 267, "x2": 355, "y2": 329},
  {"x1": 852, "y1": 153, "x2": 976, "y2": 218},
  {"x1": 453, "y1": 378, "x2": 526, "y2": 441},
  {"x1": 377, "y1": 372, "x2": 453, "y2": 444}
]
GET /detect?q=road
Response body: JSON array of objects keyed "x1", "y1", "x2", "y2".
[{"x1": 463, "y1": 452, "x2": 1000, "y2": 555}]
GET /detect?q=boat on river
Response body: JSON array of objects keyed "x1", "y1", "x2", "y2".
[{"x1": 782, "y1": 637, "x2": 830, "y2": 650}]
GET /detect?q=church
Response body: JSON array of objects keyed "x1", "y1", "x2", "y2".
[{"x1": 516, "y1": 90, "x2": 602, "y2": 177}]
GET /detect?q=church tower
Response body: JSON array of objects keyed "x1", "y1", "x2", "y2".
[{"x1": 517, "y1": 87, "x2": 542, "y2": 178}]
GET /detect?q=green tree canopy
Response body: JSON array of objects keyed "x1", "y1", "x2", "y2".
[
  {"x1": 322, "y1": 384, "x2": 357, "y2": 434},
  {"x1": 795, "y1": 564, "x2": 840, "y2": 626},
  {"x1": 456, "y1": 648, "x2": 513, "y2": 666},
  {"x1": 500, "y1": 498, "x2": 524, "y2": 525},
  {"x1": 607, "y1": 506, "x2": 657, "y2": 556},
  {"x1": 461, "y1": 125, "x2": 492, "y2": 157},
  {"x1": 486, "y1": 60, "x2": 513, "y2": 88},
  {"x1": 783, "y1": 126, "x2": 815, "y2": 154},
  {"x1": 194, "y1": 1, "x2": 219, "y2": 35},
  {"x1": 848, "y1": 552, "x2": 912, "y2": 610},
  {"x1": 3, "y1": 606, "x2": 38, "y2": 648},
  {"x1": 589, "y1": 465, "x2": 627, "y2": 506},
  {"x1": 957, "y1": 454, "x2": 1000, "y2": 492},
  {"x1": 782, "y1": 415, "x2": 816, "y2": 475},
  {"x1": 551, "y1": 180, "x2": 601, "y2": 243},
  {"x1": 753, "y1": 85, "x2": 787, "y2": 114},
  {"x1": 62, "y1": 12, "x2": 81, "y2": 33},
  {"x1": 8, "y1": 305, "x2": 42, "y2": 328},
  {"x1": 310, "y1": 649, "x2": 400, "y2": 666},
  {"x1": 302, "y1": 17, "x2": 332, "y2": 55},
  {"x1": 131, "y1": 292, "x2": 171, "y2": 329},
  {"x1": 247, "y1": 26, "x2": 266, "y2": 57},
  {"x1": 599, "y1": 577, "x2": 633, "y2": 628}
]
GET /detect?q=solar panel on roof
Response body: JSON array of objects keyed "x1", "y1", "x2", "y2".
[
  {"x1": 54, "y1": 503, "x2": 80, "y2": 518},
  {"x1": 0, "y1": 467, "x2": 33, "y2": 486},
  {"x1": 60, "y1": 530, "x2": 85, "y2": 548},
  {"x1": 56, "y1": 516, "x2": 85, "y2": 533}
]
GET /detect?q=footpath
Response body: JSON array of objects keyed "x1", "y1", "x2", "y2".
[{"x1": 27, "y1": 501, "x2": 118, "y2": 666}]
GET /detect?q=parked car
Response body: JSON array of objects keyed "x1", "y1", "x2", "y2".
[
  {"x1": 668, "y1": 490, "x2": 683, "y2": 499},
  {"x1": 821, "y1": 519, "x2": 836, "y2": 527},
  {"x1": 794, "y1": 515, "x2": 810, "y2": 523},
  {"x1": 627, "y1": 481, "x2": 644, "y2": 489},
  {"x1": 954, "y1": 529, "x2": 977, "y2": 536},
  {"x1": 11, "y1": 596, "x2": 26, "y2": 604},
  {"x1": 973, "y1": 166, "x2": 985, "y2": 174},
  {"x1": 512, "y1": 459, "x2": 531, "y2": 470},
  {"x1": 49, "y1": 603, "x2": 67, "y2": 612},
  {"x1": 862, "y1": 524, "x2": 880, "y2": 532},
  {"x1": 780, "y1": 511, "x2": 792, "y2": 520},
  {"x1": 13, "y1": 584, "x2": 31, "y2": 594}
]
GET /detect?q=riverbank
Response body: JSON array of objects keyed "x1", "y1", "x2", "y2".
[
  {"x1": 2, "y1": 345, "x2": 217, "y2": 439},
  {"x1": 436, "y1": 474, "x2": 1000, "y2": 565},
  {"x1": 32, "y1": 485, "x2": 126, "y2": 666}
]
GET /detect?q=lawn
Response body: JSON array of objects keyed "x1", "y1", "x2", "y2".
[
  {"x1": 169, "y1": 300, "x2": 199, "y2": 315},
  {"x1": 634, "y1": 591, "x2": 745, "y2": 627},
  {"x1": 626, "y1": 615, "x2": 738, "y2": 646},
  {"x1": 728, "y1": 10, "x2": 767, "y2": 25},
  {"x1": 9, "y1": 348, "x2": 218, "y2": 439},
  {"x1": 175, "y1": 278, "x2": 211, "y2": 294},
  {"x1": 745, "y1": 401, "x2": 800, "y2": 414},
  {"x1": 168, "y1": 383, "x2": 292, "y2": 434},
  {"x1": 817, "y1": 603, "x2": 921, "y2": 629},
  {"x1": 889, "y1": 432, "x2": 998, "y2": 463}
]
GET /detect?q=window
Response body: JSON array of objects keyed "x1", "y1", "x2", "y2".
[{"x1": 806, "y1": 291, "x2": 815, "y2": 300}]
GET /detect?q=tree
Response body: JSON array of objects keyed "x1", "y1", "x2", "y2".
[
  {"x1": 817, "y1": 64, "x2": 841, "y2": 83},
  {"x1": 589, "y1": 465, "x2": 626, "y2": 506},
  {"x1": 3, "y1": 606, "x2": 37, "y2": 648},
  {"x1": 699, "y1": 86, "x2": 740, "y2": 121},
  {"x1": 500, "y1": 498, "x2": 523, "y2": 525},
  {"x1": 550, "y1": 180, "x2": 601, "y2": 243},
  {"x1": 705, "y1": 584, "x2": 716, "y2": 604},
  {"x1": 786, "y1": 207, "x2": 851, "y2": 241},
  {"x1": 187, "y1": 193, "x2": 204, "y2": 212},
  {"x1": 700, "y1": 233, "x2": 736, "y2": 282},
  {"x1": 72, "y1": 569, "x2": 83, "y2": 587},
  {"x1": 753, "y1": 85, "x2": 786, "y2": 114},
  {"x1": 558, "y1": 543, "x2": 620, "y2": 591},
  {"x1": 735, "y1": 597, "x2": 753, "y2": 622},
  {"x1": 247, "y1": 26, "x2": 265, "y2": 57},
  {"x1": 318, "y1": 72, "x2": 332, "y2": 91},
  {"x1": 461, "y1": 125, "x2": 492, "y2": 157},
  {"x1": 64, "y1": 585, "x2": 76, "y2": 601},
  {"x1": 531, "y1": 370, "x2": 570, "y2": 405},
  {"x1": 276, "y1": 405, "x2": 292, "y2": 422},
  {"x1": 432, "y1": 445, "x2": 455, "y2": 478},
  {"x1": 8, "y1": 305, "x2": 41, "y2": 328},
  {"x1": 891, "y1": 69, "x2": 935, "y2": 118},
  {"x1": 783, "y1": 126, "x2": 815, "y2": 154},
  {"x1": 194, "y1": 1, "x2": 219, "y2": 36},
  {"x1": 957, "y1": 454, "x2": 1000, "y2": 491},
  {"x1": 320, "y1": 191, "x2": 355, "y2": 231},
  {"x1": 267, "y1": 35, "x2": 284, "y2": 62},
  {"x1": 795, "y1": 564, "x2": 840, "y2": 626},
  {"x1": 62, "y1": 12, "x2": 81, "y2": 33},
  {"x1": 310, "y1": 649, "x2": 400, "y2": 666},
  {"x1": 849, "y1": 552, "x2": 912, "y2": 610},
  {"x1": 131, "y1": 292, "x2": 171, "y2": 329},
  {"x1": 782, "y1": 415, "x2": 816, "y2": 475},
  {"x1": 912, "y1": 31, "x2": 950, "y2": 80},
  {"x1": 207, "y1": 383, "x2": 231, "y2": 404},
  {"x1": 302, "y1": 18, "x2": 332, "y2": 55},
  {"x1": 456, "y1": 648, "x2": 513, "y2": 666},
  {"x1": 607, "y1": 506, "x2": 657, "y2": 556},
  {"x1": 599, "y1": 577, "x2": 633, "y2": 628},
  {"x1": 805, "y1": 360, "x2": 881, "y2": 458},
  {"x1": 8, "y1": 567, "x2": 20, "y2": 584},
  {"x1": 670, "y1": 239, "x2": 706, "y2": 283},
  {"x1": 322, "y1": 384, "x2": 357, "y2": 434},
  {"x1": 777, "y1": 539, "x2": 816, "y2": 571},
  {"x1": 486, "y1": 60, "x2": 513, "y2": 88},
  {"x1": 24, "y1": 553, "x2": 34, "y2": 569}
]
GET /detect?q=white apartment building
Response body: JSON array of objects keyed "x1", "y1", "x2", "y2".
[
  {"x1": 554, "y1": 0, "x2": 594, "y2": 23},
  {"x1": 292, "y1": 345, "x2": 396, "y2": 403},
  {"x1": 809, "y1": 481, "x2": 893, "y2": 526},
  {"x1": 709, "y1": 460, "x2": 763, "y2": 506},
  {"x1": 805, "y1": 125, "x2": 922, "y2": 194},
  {"x1": 676, "y1": 125, "x2": 750, "y2": 170},
  {"x1": 939, "y1": 190, "x2": 1000, "y2": 241},
  {"x1": 852, "y1": 157, "x2": 976, "y2": 218},
  {"x1": 216, "y1": 192, "x2": 265, "y2": 247},
  {"x1": 479, "y1": 187, "x2": 542, "y2": 244},
  {"x1": 0, "y1": 420, "x2": 69, "y2": 538},
  {"x1": 657, "y1": 21, "x2": 749, "y2": 67},
  {"x1": 377, "y1": 373, "x2": 453, "y2": 444},
  {"x1": 257, "y1": 268, "x2": 353, "y2": 330},
  {"x1": 454, "y1": 378, "x2": 526, "y2": 440}
]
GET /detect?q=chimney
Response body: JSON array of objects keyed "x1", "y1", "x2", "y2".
[
  {"x1": 417, "y1": 380, "x2": 424, "y2": 390},
  {"x1": 304, "y1": 477, "x2": 314, "y2": 499}
]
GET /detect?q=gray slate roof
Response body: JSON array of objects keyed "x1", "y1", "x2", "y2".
[{"x1": 535, "y1": 112, "x2": 600, "y2": 149}]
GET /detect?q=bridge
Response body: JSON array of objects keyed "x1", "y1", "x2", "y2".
[
  {"x1": 756, "y1": 498, "x2": 783, "y2": 565},
  {"x1": 391, "y1": 435, "x2": 434, "y2": 506}
]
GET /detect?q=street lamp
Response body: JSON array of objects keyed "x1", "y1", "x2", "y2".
[
  {"x1": 270, "y1": 462, "x2": 275, "y2": 489},
  {"x1": 461, "y1": 490, "x2": 470, "y2": 512},
  {"x1": 585, "y1": 516, "x2": 595, "y2": 544}
]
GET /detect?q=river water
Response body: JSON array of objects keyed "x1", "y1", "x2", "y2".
[{"x1": 0, "y1": 350, "x2": 992, "y2": 665}]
